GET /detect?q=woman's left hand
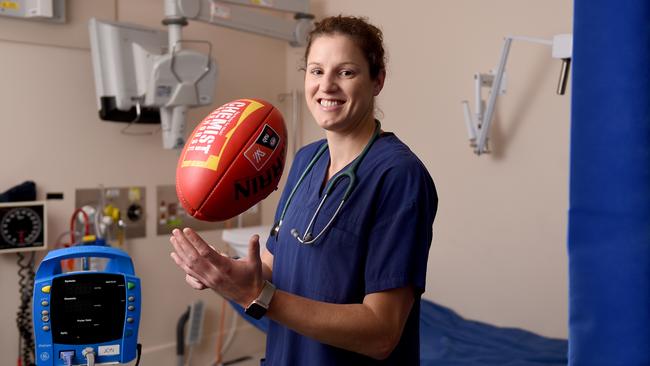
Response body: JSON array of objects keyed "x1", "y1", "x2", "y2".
[{"x1": 169, "y1": 228, "x2": 264, "y2": 307}]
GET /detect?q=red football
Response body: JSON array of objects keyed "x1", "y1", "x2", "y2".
[{"x1": 176, "y1": 98, "x2": 287, "y2": 221}]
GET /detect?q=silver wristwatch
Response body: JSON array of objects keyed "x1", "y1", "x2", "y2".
[{"x1": 244, "y1": 280, "x2": 276, "y2": 319}]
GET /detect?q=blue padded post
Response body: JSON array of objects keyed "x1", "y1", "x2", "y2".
[{"x1": 569, "y1": 1, "x2": 650, "y2": 365}]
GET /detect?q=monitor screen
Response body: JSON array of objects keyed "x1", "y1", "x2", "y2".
[
  {"x1": 51, "y1": 273, "x2": 126, "y2": 345},
  {"x1": 89, "y1": 18, "x2": 166, "y2": 123}
]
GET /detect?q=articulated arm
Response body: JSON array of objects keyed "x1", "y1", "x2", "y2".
[{"x1": 175, "y1": 0, "x2": 313, "y2": 46}]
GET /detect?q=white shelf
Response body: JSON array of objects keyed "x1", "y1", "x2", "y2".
[{"x1": 222, "y1": 225, "x2": 271, "y2": 258}]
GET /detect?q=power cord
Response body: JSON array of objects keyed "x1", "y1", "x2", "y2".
[
  {"x1": 136, "y1": 343, "x2": 142, "y2": 366},
  {"x1": 176, "y1": 306, "x2": 190, "y2": 366},
  {"x1": 16, "y1": 252, "x2": 36, "y2": 366}
]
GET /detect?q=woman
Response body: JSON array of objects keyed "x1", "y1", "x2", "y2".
[{"x1": 170, "y1": 15, "x2": 438, "y2": 365}]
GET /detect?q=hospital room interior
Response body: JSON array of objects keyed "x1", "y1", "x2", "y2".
[{"x1": 1, "y1": 0, "x2": 648, "y2": 365}]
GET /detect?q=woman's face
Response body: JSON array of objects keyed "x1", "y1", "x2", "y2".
[{"x1": 304, "y1": 34, "x2": 384, "y2": 134}]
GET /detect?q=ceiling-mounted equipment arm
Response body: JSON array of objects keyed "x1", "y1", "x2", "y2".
[
  {"x1": 157, "y1": 0, "x2": 313, "y2": 149},
  {"x1": 217, "y1": 0, "x2": 309, "y2": 14},
  {"x1": 176, "y1": 0, "x2": 314, "y2": 46},
  {"x1": 89, "y1": 0, "x2": 314, "y2": 150}
]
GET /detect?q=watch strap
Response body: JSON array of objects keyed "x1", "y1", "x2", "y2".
[
  {"x1": 246, "y1": 280, "x2": 276, "y2": 311},
  {"x1": 256, "y1": 280, "x2": 276, "y2": 308}
]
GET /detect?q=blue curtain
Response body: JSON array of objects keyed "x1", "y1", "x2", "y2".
[{"x1": 569, "y1": 1, "x2": 650, "y2": 365}]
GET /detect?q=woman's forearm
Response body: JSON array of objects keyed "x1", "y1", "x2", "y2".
[{"x1": 266, "y1": 287, "x2": 413, "y2": 360}]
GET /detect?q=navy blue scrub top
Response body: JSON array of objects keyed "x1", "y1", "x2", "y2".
[{"x1": 265, "y1": 131, "x2": 438, "y2": 366}]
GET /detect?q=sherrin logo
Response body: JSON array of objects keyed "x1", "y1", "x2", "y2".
[
  {"x1": 244, "y1": 124, "x2": 280, "y2": 171},
  {"x1": 181, "y1": 99, "x2": 265, "y2": 171}
]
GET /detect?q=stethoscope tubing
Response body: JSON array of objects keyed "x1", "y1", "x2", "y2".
[{"x1": 272, "y1": 121, "x2": 381, "y2": 244}]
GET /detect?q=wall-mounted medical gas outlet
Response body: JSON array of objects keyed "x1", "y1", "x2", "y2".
[
  {"x1": 75, "y1": 187, "x2": 146, "y2": 240},
  {"x1": 0, "y1": 0, "x2": 65, "y2": 22},
  {"x1": 0, "y1": 201, "x2": 47, "y2": 253},
  {"x1": 156, "y1": 185, "x2": 261, "y2": 235}
]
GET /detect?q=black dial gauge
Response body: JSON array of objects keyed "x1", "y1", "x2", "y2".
[{"x1": 1, "y1": 207, "x2": 43, "y2": 247}]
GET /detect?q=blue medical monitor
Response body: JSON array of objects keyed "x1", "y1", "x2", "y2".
[{"x1": 33, "y1": 246, "x2": 141, "y2": 365}]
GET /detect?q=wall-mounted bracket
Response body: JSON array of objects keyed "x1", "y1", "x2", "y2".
[
  {"x1": 462, "y1": 71, "x2": 507, "y2": 152},
  {"x1": 461, "y1": 34, "x2": 573, "y2": 156}
]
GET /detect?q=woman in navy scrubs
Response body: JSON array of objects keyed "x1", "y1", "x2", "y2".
[{"x1": 170, "y1": 15, "x2": 438, "y2": 365}]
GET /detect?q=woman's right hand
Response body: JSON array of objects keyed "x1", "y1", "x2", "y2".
[{"x1": 169, "y1": 228, "x2": 266, "y2": 307}]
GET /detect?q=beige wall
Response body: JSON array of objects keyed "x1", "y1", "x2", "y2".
[
  {"x1": 295, "y1": 0, "x2": 572, "y2": 338},
  {"x1": 0, "y1": 0, "x2": 287, "y2": 364},
  {"x1": 0, "y1": 0, "x2": 571, "y2": 365}
]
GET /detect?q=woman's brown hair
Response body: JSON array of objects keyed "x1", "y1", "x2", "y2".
[{"x1": 304, "y1": 15, "x2": 386, "y2": 80}]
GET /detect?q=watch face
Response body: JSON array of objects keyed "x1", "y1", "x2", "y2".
[{"x1": 245, "y1": 303, "x2": 266, "y2": 320}]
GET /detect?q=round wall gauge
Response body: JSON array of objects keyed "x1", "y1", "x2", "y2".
[{"x1": 0, "y1": 202, "x2": 46, "y2": 253}]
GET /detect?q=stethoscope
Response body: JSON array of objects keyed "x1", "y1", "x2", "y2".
[{"x1": 270, "y1": 120, "x2": 382, "y2": 245}]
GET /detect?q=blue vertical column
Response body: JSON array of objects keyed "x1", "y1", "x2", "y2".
[{"x1": 569, "y1": 1, "x2": 650, "y2": 365}]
